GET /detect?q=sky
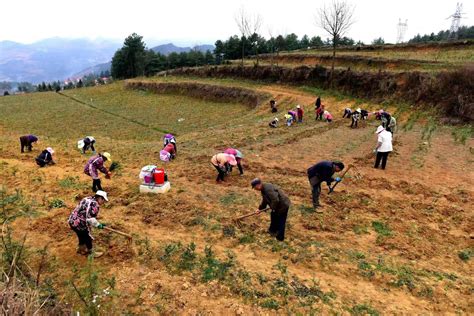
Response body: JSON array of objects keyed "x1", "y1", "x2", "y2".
[{"x1": 1, "y1": 0, "x2": 472, "y2": 46}]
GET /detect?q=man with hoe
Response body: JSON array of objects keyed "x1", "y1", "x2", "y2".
[
  {"x1": 307, "y1": 161, "x2": 344, "y2": 211},
  {"x1": 251, "y1": 178, "x2": 291, "y2": 241}
]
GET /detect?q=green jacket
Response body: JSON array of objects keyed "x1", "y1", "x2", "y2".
[{"x1": 259, "y1": 183, "x2": 291, "y2": 214}]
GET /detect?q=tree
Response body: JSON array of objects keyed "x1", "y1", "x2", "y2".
[
  {"x1": 316, "y1": 0, "x2": 355, "y2": 82},
  {"x1": 372, "y1": 37, "x2": 385, "y2": 45},
  {"x1": 111, "y1": 33, "x2": 147, "y2": 79},
  {"x1": 310, "y1": 36, "x2": 324, "y2": 47},
  {"x1": 300, "y1": 35, "x2": 310, "y2": 49},
  {"x1": 235, "y1": 6, "x2": 262, "y2": 66}
]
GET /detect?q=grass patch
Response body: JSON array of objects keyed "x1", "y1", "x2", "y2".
[
  {"x1": 371, "y1": 221, "x2": 392, "y2": 237},
  {"x1": 458, "y1": 248, "x2": 473, "y2": 262},
  {"x1": 349, "y1": 303, "x2": 380, "y2": 316},
  {"x1": 58, "y1": 176, "x2": 88, "y2": 190}
]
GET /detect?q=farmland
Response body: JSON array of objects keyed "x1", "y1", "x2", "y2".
[{"x1": 0, "y1": 74, "x2": 473, "y2": 314}]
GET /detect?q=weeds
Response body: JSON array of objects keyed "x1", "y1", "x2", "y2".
[
  {"x1": 349, "y1": 303, "x2": 380, "y2": 316},
  {"x1": 49, "y1": 198, "x2": 66, "y2": 209},
  {"x1": 458, "y1": 248, "x2": 473, "y2": 262},
  {"x1": 201, "y1": 247, "x2": 235, "y2": 282},
  {"x1": 69, "y1": 256, "x2": 117, "y2": 315},
  {"x1": 58, "y1": 176, "x2": 88, "y2": 190},
  {"x1": 451, "y1": 125, "x2": 473, "y2": 145}
]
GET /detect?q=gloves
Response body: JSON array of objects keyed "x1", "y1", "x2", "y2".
[
  {"x1": 335, "y1": 177, "x2": 342, "y2": 183},
  {"x1": 97, "y1": 223, "x2": 106, "y2": 229}
]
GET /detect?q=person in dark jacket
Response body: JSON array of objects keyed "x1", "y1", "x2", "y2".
[
  {"x1": 270, "y1": 100, "x2": 278, "y2": 113},
  {"x1": 307, "y1": 161, "x2": 344, "y2": 210},
  {"x1": 35, "y1": 147, "x2": 55, "y2": 167},
  {"x1": 351, "y1": 109, "x2": 361, "y2": 128},
  {"x1": 315, "y1": 97, "x2": 321, "y2": 109},
  {"x1": 81, "y1": 136, "x2": 96, "y2": 154},
  {"x1": 342, "y1": 108, "x2": 352, "y2": 118},
  {"x1": 68, "y1": 190, "x2": 108, "y2": 257},
  {"x1": 360, "y1": 109, "x2": 369, "y2": 120},
  {"x1": 20, "y1": 134, "x2": 38, "y2": 153},
  {"x1": 251, "y1": 178, "x2": 291, "y2": 241}
]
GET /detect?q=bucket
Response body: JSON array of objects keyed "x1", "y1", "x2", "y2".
[
  {"x1": 153, "y1": 168, "x2": 165, "y2": 185},
  {"x1": 144, "y1": 175, "x2": 153, "y2": 184}
]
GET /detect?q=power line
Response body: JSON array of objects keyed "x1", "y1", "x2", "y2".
[
  {"x1": 396, "y1": 18, "x2": 408, "y2": 44},
  {"x1": 447, "y1": 3, "x2": 466, "y2": 40}
]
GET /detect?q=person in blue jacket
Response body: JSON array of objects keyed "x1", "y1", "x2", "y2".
[{"x1": 307, "y1": 161, "x2": 344, "y2": 210}]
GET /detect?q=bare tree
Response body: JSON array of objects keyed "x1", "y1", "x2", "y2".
[
  {"x1": 316, "y1": 0, "x2": 355, "y2": 81},
  {"x1": 235, "y1": 6, "x2": 262, "y2": 67}
]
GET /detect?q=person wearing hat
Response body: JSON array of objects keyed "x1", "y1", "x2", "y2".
[
  {"x1": 84, "y1": 152, "x2": 112, "y2": 192},
  {"x1": 80, "y1": 136, "x2": 96, "y2": 154},
  {"x1": 224, "y1": 148, "x2": 244, "y2": 175},
  {"x1": 35, "y1": 147, "x2": 55, "y2": 167},
  {"x1": 342, "y1": 108, "x2": 352, "y2": 118},
  {"x1": 374, "y1": 126, "x2": 393, "y2": 170},
  {"x1": 20, "y1": 134, "x2": 38, "y2": 153},
  {"x1": 323, "y1": 110, "x2": 333, "y2": 122},
  {"x1": 68, "y1": 190, "x2": 108, "y2": 257},
  {"x1": 296, "y1": 105, "x2": 304, "y2": 123},
  {"x1": 351, "y1": 108, "x2": 361, "y2": 128},
  {"x1": 284, "y1": 113, "x2": 293, "y2": 126},
  {"x1": 163, "y1": 133, "x2": 177, "y2": 153},
  {"x1": 211, "y1": 153, "x2": 237, "y2": 183},
  {"x1": 269, "y1": 117, "x2": 279, "y2": 128},
  {"x1": 251, "y1": 178, "x2": 291, "y2": 241},
  {"x1": 307, "y1": 161, "x2": 345, "y2": 210}
]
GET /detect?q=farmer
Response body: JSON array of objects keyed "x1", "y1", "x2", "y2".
[
  {"x1": 351, "y1": 109, "x2": 361, "y2": 128},
  {"x1": 35, "y1": 147, "x2": 55, "y2": 167},
  {"x1": 68, "y1": 190, "x2": 108, "y2": 257},
  {"x1": 251, "y1": 178, "x2": 291, "y2": 241},
  {"x1": 84, "y1": 152, "x2": 112, "y2": 192},
  {"x1": 288, "y1": 110, "x2": 297, "y2": 123},
  {"x1": 387, "y1": 116, "x2": 397, "y2": 134},
  {"x1": 211, "y1": 153, "x2": 237, "y2": 183},
  {"x1": 163, "y1": 133, "x2": 177, "y2": 153},
  {"x1": 296, "y1": 105, "x2": 304, "y2": 123},
  {"x1": 361, "y1": 109, "x2": 369, "y2": 120},
  {"x1": 374, "y1": 126, "x2": 393, "y2": 170},
  {"x1": 381, "y1": 112, "x2": 391, "y2": 129},
  {"x1": 316, "y1": 103, "x2": 325, "y2": 120},
  {"x1": 269, "y1": 117, "x2": 279, "y2": 128},
  {"x1": 19, "y1": 134, "x2": 38, "y2": 153},
  {"x1": 315, "y1": 96, "x2": 321, "y2": 109},
  {"x1": 224, "y1": 148, "x2": 244, "y2": 175},
  {"x1": 160, "y1": 143, "x2": 176, "y2": 162},
  {"x1": 80, "y1": 136, "x2": 96, "y2": 154},
  {"x1": 284, "y1": 114, "x2": 293, "y2": 126},
  {"x1": 342, "y1": 108, "x2": 352, "y2": 118},
  {"x1": 323, "y1": 110, "x2": 333, "y2": 122},
  {"x1": 307, "y1": 161, "x2": 344, "y2": 210},
  {"x1": 375, "y1": 109, "x2": 384, "y2": 120},
  {"x1": 270, "y1": 100, "x2": 278, "y2": 113}
]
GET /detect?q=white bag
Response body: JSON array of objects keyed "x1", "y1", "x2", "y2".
[
  {"x1": 77, "y1": 139, "x2": 85, "y2": 149},
  {"x1": 139, "y1": 165, "x2": 157, "y2": 179}
]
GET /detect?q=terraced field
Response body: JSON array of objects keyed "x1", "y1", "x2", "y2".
[{"x1": 0, "y1": 77, "x2": 472, "y2": 314}]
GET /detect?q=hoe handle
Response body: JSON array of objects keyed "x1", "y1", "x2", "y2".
[
  {"x1": 234, "y1": 208, "x2": 270, "y2": 221},
  {"x1": 329, "y1": 165, "x2": 353, "y2": 194},
  {"x1": 104, "y1": 226, "x2": 132, "y2": 239}
]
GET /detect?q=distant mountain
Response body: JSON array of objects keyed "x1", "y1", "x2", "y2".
[
  {"x1": 0, "y1": 38, "x2": 120, "y2": 83},
  {"x1": 72, "y1": 62, "x2": 111, "y2": 79},
  {"x1": 151, "y1": 43, "x2": 214, "y2": 55},
  {"x1": 74, "y1": 42, "x2": 215, "y2": 78}
]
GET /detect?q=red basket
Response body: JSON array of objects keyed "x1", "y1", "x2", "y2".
[{"x1": 153, "y1": 168, "x2": 165, "y2": 185}]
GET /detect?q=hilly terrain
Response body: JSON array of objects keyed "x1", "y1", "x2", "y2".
[{"x1": 0, "y1": 43, "x2": 472, "y2": 314}]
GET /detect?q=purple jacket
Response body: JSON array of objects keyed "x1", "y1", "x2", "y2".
[
  {"x1": 27, "y1": 135, "x2": 38, "y2": 142},
  {"x1": 84, "y1": 155, "x2": 108, "y2": 179},
  {"x1": 68, "y1": 197, "x2": 100, "y2": 231}
]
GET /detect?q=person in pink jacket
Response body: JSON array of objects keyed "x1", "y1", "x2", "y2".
[
  {"x1": 323, "y1": 111, "x2": 333, "y2": 122},
  {"x1": 211, "y1": 153, "x2": 237, "y2": 182},
  {"x1": 84, "y1": 152, "x2": 111, "y2": 192},
  {"x1": 224, "y1": 148, "x2": 244, "y2": 175}
]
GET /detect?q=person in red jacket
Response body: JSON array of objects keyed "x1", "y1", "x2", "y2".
[{"x1": 296, "y1": 105, "x2": 304, "y2": 123}]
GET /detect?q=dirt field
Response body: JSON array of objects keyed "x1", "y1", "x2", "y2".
[{"x1": 0, "y1": 77, "x2": 473, "y2": 314}]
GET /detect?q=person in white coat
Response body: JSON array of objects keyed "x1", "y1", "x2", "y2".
[{"x1": 374, "y1": 125, "x2": 393, "y2": 170}]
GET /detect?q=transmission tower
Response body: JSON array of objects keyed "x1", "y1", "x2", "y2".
[
  {"x1": 447, "y1": 3, "x2": 465, "y2": 40},
  {"x1": 396, "y1": 18, "x2": 408, "y2": 44}
]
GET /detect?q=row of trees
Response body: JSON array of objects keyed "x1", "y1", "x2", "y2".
[
  {"x1": 111, "y1": 33, "x2": 218, "y2": 79},
  {"x1": 408, "y1": 26, "x2": 474, "y2": 43}
]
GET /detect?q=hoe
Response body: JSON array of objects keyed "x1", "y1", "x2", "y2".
[
  {"x1": 232, "y1": 208, "x2": 270, "y2": 228},
  {"x1": 328, "y1": 164, "x2": 362, "y2": 194}
]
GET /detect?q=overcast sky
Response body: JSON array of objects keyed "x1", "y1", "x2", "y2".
[{"x1": 1, "y1": 0, "x2": 472, "y2": 46}]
